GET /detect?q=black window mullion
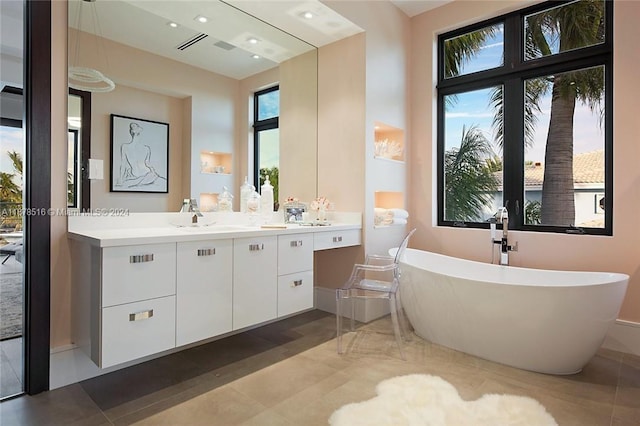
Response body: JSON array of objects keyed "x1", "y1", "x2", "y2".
[{"x1": 502, "y1": 78, "x2": 525, "y2": 230}]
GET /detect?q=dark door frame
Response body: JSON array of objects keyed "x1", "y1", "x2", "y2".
[
  {"x1": 69, "y1": 88, "x2": 92, "y2": 210},
  {"x1": 23, "y1": 0, "x2": 52, "y2": 395}
]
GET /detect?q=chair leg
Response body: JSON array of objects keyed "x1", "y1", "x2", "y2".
[
  {"x1": 396, "y1": 290, "x2": 412, "y2": 342},
  {"x1": 349, "y1": 293, "x2": 355, "y2": 332},
  {"x1": 389, "y1": 294, "x2": 406, "y2": 360},
  {"x1": 336, "y1": 290, "x2": 344, "y2": 354}
]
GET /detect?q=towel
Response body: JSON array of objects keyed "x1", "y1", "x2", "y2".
[
  {"x1": 389, "y1": 208, "x2": 409, "y2": 219},
  {"x1": 392, "y1": 218, "x2": 407, "y2": 225}
]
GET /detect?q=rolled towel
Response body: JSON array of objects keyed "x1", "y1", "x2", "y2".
[
  {"x1": 389, "y1": 208, "x2": 409, "y2": 219},
  {"x1": 392, "y1": 217, "x2": 408, "y2": 225}
]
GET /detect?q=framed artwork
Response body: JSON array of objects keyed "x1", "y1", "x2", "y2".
[{"x1": 110, "y1": 114, "x2": 169, "y2": 193}]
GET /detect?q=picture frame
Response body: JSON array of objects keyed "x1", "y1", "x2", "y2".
[{"x1": 110, "y1": 114, "x2": 169, "y2": 193}]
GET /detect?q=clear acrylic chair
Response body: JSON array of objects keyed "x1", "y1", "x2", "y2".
[{"x1": 336, "y1": 228, "x2": 416, "y2": 359}]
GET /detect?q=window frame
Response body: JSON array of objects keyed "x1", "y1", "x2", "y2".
[
  {"x1": 252, "y1": 85, "x2": 279, "y2": 190},
  {"x1": 436, "y1": 0, "x2": 613, "y2": 235}
]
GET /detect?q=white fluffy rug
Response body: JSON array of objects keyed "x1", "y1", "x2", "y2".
[{"x1": 329, "y1": 374, "x2": 557, "y2": 426}]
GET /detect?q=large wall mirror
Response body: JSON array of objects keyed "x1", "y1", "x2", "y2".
[{"x1": 67, "y1": 0, "x2": 318, "y2": 213}]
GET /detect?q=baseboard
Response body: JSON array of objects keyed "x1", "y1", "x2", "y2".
[
  {"x1": 314, "y1": 286, "x2": 389, "y2": 323},
  {"x1": 602, "y1": 319, "x2": 640, "y2": 357}
]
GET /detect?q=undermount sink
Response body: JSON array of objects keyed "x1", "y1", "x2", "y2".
[{"x1": 173, "y1": 223, "x2": 248, "y2": 232}]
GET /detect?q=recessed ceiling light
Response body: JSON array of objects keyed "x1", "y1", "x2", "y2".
[
  {"x1": 167, "y1": 22, "x2": 178, "y2": 28},
  {"x1": 302, "y1": 11, "x2": 314, "y2": 19},
  {"x1": 195, "y1": 15, "x2": 208, "y2": 23},
  {"x1": 251, "y1": 54, "x2": 260, "y2": 59},
  {"x1": 247, "y1": 37, "x2": 259, "y2": 44}
]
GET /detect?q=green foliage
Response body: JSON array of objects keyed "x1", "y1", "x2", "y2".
[
  {"x1": 1, "y1": 150, "x2": 23, "y2": 230},
  {"x1": 0, "y1": 151, "x2": 22, "y2": 203},
  {"x1": 444, "y1": 126, "x2": 499, "y2": 222},
  {"x1": 525, "y1": 200, "x2": 542, "y2": 225}
]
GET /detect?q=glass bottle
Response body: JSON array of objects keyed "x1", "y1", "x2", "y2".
[
  {"x1": 240, "y1": 176, "x2": 254, "y2": 213},
  {"x1": 218, "y1": 186, "x2": 233, "y2": 212}
]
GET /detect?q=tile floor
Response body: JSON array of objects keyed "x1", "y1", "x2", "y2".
[
  {"x1": 0, "y1": 337, "x2": 22, "y2": 398},
  {"x1": 0, "y1": 310, "x2": 638, "y2": 426}
]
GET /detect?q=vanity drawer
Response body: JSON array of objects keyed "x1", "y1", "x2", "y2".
[
  {"x1": 314, "y1": 229, "x2": 362, "y2": 251},
  {"x1": 278, "y1": 233, "x2": 313, "y2": 275},
  {"x1": 277, "y1": 270, "x2": 314, "y2": 318},
  {"x1": 102, "y1": 243, "x2": 176, "y2": 307},
  {"x1": 100, "y1": 295, "x2": 176, "y2": 368}
]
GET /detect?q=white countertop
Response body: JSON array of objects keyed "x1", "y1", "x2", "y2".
[{"x1": 68, "y1": 212, "x2": 362, "y2": 247}]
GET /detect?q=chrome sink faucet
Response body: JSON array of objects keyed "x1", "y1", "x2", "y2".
[
  {"x1": 490, "y1": 207, "x2": 517, "y2": 265},
  {"x1": 180, "y1": 198, "x2": 203, "y2": 217}
]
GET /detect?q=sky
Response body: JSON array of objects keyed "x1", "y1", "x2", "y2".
[{"x1": 444, "y1": 26, "x2": 605, "y2": 163}]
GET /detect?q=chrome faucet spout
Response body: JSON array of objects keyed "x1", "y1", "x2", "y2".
[{"x1": 180, "y1": 198, "x2": 203, "y2": 217}]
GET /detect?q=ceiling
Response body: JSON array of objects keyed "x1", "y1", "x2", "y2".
[
  {"x1": 67, "y1": 0, "x2": 365, "y2": 80},
  {"x1": 389, "y1": 0, "x2": 453, "y2": 17},
  {"x1": 2, "y1": 0, "x2": 452, "y2": 88}
]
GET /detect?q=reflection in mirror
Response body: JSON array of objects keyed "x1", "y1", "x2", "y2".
[
  {"x1": 67, "y1": 89, "x2": 91, "y2": 210},
  {"x1": 67, "y1": 0, "x2": 318, "y2": 213}
]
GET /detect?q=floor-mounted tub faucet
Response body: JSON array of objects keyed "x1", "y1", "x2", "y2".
[{"x1": 490, "y1": 207, "x2": 517, "y2": 265}]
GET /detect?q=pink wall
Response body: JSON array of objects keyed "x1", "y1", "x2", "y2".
[{"x1": 408, "y1": 1, "x2": 640, "y2": 322}]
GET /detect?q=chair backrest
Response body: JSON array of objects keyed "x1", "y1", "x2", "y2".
[{"x1": 393, "y1": 228, "x2": 416, "y2": 265}]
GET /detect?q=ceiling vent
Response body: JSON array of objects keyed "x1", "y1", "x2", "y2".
[
  {"x1": 213, "y1": 40, "x2": 236, "y2": 51},
  {"x1": 176, "y1": 33, "x2": 208, "y2": 51}
]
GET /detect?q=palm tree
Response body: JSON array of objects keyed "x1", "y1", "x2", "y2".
[
  {"x1": 0, "y1": 151, "x2": 22, "y2": 203},
  {"x1": 526, "y1": 0, "x2": 605, "y2": 225},
  {"x1": 444, "y1": 125, "x2": 499, "y2": 221},
  {"x1": 1, "y1": 151, "x2": 23, "y2": 230}
]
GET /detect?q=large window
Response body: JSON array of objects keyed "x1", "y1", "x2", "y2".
[
  {"x1": 437, "y1": 0, "x2": 612, "y2": 235},
  {"x1": 253, "y1": 86, "x2": 279, "y2": 204}
]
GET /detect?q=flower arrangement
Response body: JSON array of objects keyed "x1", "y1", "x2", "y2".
[{"x1": 310, "y1": 196, "x2": 330, "y2": 212}]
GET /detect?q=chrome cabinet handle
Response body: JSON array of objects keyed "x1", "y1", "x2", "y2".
[
  {"x1": 130, "y1": 254, "x2": 154, "y2": 263},
  {"x1": 129, "y1": 309, "x2": 154, "y2": 321},
  {"x1": 332, "y1": 236, "x2": 343, "y2": 243},
  {"x1": 290, "y1": 240, "x2": 303, "y2": 247},
  {"x1": 197, "y1": 248, "x2": 216, "y2": 256},
  {"x1": 291, "y1": 279, "x2": 303, "y2": 287},
  {"x1": 249, "y1": 243, "x2": 264, "y2": 251}
]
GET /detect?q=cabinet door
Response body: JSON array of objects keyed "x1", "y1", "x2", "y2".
[
  {"x1": 100, "y1": 295, "x2": 176, "y2": 368},
  {"x1": 278, "y1": 233, "x2": 313, "y2": 275},
  {"x1": 102, "y1": 243, "x2": 176, "y2": 307},
  {"x1": 278, "y1": 270, "x2": 314, "y2": 317},
  {"x1": 176, "y1": 239, "x2": 233, "y2": 347},
  {"x1": 233, "y1": 235, "x2": 278, "y2": 330}
]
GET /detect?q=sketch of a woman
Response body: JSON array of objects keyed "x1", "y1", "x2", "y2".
[{"x1": 116, "y1": 122, "x2": 166, "y2": 188}]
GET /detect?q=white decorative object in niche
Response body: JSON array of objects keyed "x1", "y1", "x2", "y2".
[
  {"x1": 374, "y1": 122, "x2": 404, "y2": 162},
  {"x1": 200, "y1": 151, "x2": 232, "y2": 175}
]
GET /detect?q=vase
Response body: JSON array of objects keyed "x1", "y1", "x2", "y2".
[{"x1": 317, "y1": 206, "x2": 327, "y2": 222}]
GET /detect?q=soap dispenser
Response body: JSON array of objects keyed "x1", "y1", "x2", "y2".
[
  {"x1": 260, "y1": 175, "x2": 274, "y2": 214},
  {"x1": 218, "y1": 186, "x2": 234, "y2": 212},
  {"x1": 240, "y1": 176, "x2": 254, "y2": 213}
]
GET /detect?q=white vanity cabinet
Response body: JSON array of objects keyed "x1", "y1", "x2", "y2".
[
  {"x1": 277, "y1": 233, "x2": 314, "y2": 317},
  {"x1": 97, "y1": 243, "x2": 177, "y2": 368},
  {"x1": 232, "y1": 235, "x2": 278, "y2": 330},
  {"x1": 69, "y1": 215, "x2": 362, "y2": 370},
  {"x1": 314, "y1": 229, "x2": 362, "y2": 250},
  {"x1": 176, "y1": 239, "x2": 233, "y2": 347}
]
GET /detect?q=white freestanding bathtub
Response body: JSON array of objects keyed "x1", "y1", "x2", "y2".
[{"x1": 394, "y1": 248, "x2": 629, "y2": 375}]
